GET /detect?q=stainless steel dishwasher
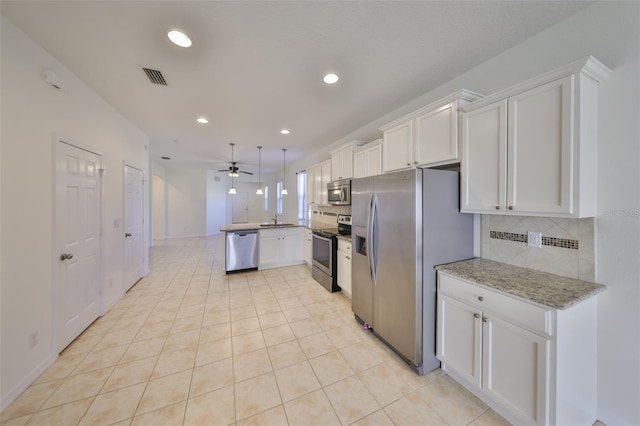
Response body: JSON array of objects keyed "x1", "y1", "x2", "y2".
[{"x1": 225, "y1": 230, "x2": 259, "y2": 273}]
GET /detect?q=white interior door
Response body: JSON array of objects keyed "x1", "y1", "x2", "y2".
[
  {"x1": 124, "y1": 165, "x2": 144, "y2": 291},
  {"x1": 232, "y1": 192, "x2": 248, "y2": 223},
  {"x1": 56, "y1": 140, "x2": 102, "y2": 353}
]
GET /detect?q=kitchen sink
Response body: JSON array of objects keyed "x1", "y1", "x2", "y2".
[{"x1": 259, "y1": 223, "x2": 295, "y2": 228}]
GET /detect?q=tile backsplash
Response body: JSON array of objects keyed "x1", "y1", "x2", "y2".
[
  {"x1": 310, "y1": 205, "x2": 351, "y2": 228},
  {"x1": 481, "y1": 215, "x2": 595, "y2": 281}
]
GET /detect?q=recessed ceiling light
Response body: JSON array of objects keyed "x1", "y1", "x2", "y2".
[
  {"x1": 196, "y1": 117, "x2": 208, "y2": 124},
  {"x1": 280, "y1": 129, "x2": 290, "y2": 135},
  {"x1": 168, "y1": 30, "x2": 192, "y2": 48},
  {"x1": 323, "y1": 73, "x2": 339, "y2": 84}
]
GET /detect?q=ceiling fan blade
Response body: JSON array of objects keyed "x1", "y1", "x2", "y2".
[{"x1": 239, "y1": 170, "x2": 254, "y2": 175}]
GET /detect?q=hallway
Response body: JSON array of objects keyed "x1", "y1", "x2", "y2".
[{"x1": 1, "y1": 235, "x2": 508, "y2": 425}]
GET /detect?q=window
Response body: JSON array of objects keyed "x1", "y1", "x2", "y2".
[
  {"x1": 276, "y1": 181, "x2": 283, "y2": 215},
  {"x1": 264, "y1": 185, "x2": 269, "y2": 212},
  {"x1": 297, "y1": 171, "x2": 307, "y2": 220}
]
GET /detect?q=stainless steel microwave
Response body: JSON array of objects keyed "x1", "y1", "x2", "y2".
[{"x1": 327, "y1": 179, "x2": 351, "y2": 206}]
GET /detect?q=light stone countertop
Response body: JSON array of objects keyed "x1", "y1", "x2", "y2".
[
  {"x1": 436, "y1": 258, "x2": 606, "y2": 310},
  {"x1": 337, "y1": 235, "x2": 352, "y2": 242},
  {"x1": 220, "y1": 223, "x2": 304, "y2": 232}
]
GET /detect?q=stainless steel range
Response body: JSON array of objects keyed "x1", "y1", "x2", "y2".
[{"x1": 312, "y1": 214, "x2": 351, "y2": 292}]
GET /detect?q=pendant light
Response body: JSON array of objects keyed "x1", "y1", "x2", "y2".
[
  {"x1": 256, "y1": 146, "x2": 264, "y2": 195},
  {"x1": 281, "y1": 148, "x2": 288, "y2": 195},
  {"x1": 228, "y1": 143, "x2": 237, "y2": 195}
]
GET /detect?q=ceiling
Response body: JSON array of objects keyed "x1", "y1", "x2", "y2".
[{"x1": 1, "y1": 1, "x2": 591, "y2": 177}]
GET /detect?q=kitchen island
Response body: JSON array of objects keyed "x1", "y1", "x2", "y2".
[{"x1": 220, "y1": 223, "x2": 306, "y2": 272}]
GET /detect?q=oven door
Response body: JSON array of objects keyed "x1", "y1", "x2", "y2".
[{"x1": 312, "y1": 233, "x2": 333, "y2": 276}]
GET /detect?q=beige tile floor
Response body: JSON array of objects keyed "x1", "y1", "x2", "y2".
[{"x1": 1, "y1": 235, "x2": 511, "y2": 426}]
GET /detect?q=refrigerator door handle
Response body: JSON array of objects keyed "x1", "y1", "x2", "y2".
[
  {"x1": 367, "y1": 194, "x2": 375, "y2": 283},
  {"x1": 370, "y1": 194, "x2": 378, "y2": 286}
]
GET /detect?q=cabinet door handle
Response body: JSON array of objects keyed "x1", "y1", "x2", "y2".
[
  {"x1": 414, "y1": 161, "x2": 418, "y2": 165},
  {"x1": 478, "y1": 296, "x2": 484, "y2": 302},
  {"x1": 406, "y1": 162, "x2": 411, "y2": 166},
  {"x1": 482, "y1": 317, "x2": 488, "y2": 323},
  {"x1": 495, "y1": 206, "x2": 500, "y2": 210},
  {"x1": 508, "y1": 206, "x2": 514, "y2": 210},
  {"x1": 473, "y1": 313, "x2": 480, "y2": 319}
]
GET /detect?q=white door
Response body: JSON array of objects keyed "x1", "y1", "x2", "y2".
[
  {"x1": 232, "y1": 192, "x2": 248, "y2": 223},
  {"x1": 382, "y1": 121, "x2": 412, "y2": 172},
  {"x1": 415, "y1": 102, "x2": 457, "y2": 166},
  {"x1": 320, "y1": 161, "x2": 331, "y2": 205},
  {"x1": 436, "y1": 294, "x2": 483, "y2": 388},
  {"x1": 460, "y1": 99, "x2": 508, "y2": 213},
  {"x1": 482, "y1": 314, "x2": 550, "y2": 425},
  {"x1": 124, "y1": 165, "x2": 144, "y2": 291},
  {"x1": 507, "y1": 76, "x2": 573, "y2": 215},
  {"x1": 353, "y1": 150, "x2": 367, "y2": 178},
  {"x1": 56, "y1": 140, "x2": 102, "y2": 352}
]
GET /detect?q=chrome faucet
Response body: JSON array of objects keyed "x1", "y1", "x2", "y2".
[{"x1": 272, "y1": 214, "x2": 278, "y2": 226}]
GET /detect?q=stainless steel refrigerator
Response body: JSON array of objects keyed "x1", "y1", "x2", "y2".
[{"x1": 352, "y1": 168, "x2": 473, "y2": 375}]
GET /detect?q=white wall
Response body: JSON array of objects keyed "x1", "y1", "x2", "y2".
[
  {"x1": 153, "y1": 174, "x2": 166, "y2": 240},
  {"x1": 150, "y1": 160, "x2": 167, "y2": 244},
  {"x1": 0, "y1": 16, "x2": 149, "y2": 409},
  {"x1": 206, "y1": 170, "x2": 227, "y2": 235},
  {"x1": 165, "y1": 167, "x2": 207, "y2": 238}
]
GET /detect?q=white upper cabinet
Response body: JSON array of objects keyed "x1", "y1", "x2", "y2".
[
  {"x1": 312, "y1": 163, "x2": 322, "y2": 205},
  {"x1": 354, "y1": 139, "x2": 383, "y2": 179},
  {"x1": 308, "y1": 160, "x2": 332, "y2": 206},
  {"x1": 415, "y1": 102, "x2": 460, "y2": 165},
  {"x1": 461, "y1": 57, "x2": 610, "y2": 218},
  {"x1": 380, "y1": 89, "x2": 483, "y2": 173},
  {"x1": 321, "y1": 160, "x2": 331, "y2": 204},
  {"x1": 382, "y1": 121, "x2": 413, "y2": 172},
  {"x1": 330, "y1": 141, "x2": 364, "y2": 181},
  {"x1": 306, "y1": 166, "x2": 314, "y2": 205}
]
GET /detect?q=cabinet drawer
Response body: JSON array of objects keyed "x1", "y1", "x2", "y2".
[
  {"x1": 439, "y1": 274, "x2": 552, "y2": 336},
  {"x1": 338, "y1": 239, "x2": 351, "y2": 252}
]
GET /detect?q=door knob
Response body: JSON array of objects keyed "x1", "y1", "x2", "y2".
[
  {"x1": 60, "y1": 253, "x2": 73, "y2": 261},
  {"x1": 125, "y1": 233, "x2": 132, "y2": 237}
]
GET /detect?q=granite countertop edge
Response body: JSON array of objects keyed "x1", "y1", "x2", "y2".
[
  {"x1": 435, "y1": 258, "x2": 606, "y2": 310},
  {"x1": 220, "y1": 223, "x2": 306, "y2": 232}
]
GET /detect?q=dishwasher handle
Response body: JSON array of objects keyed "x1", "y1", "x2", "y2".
[{"x1": 232, "y1": 230, "x2": 257, "y2": 237}]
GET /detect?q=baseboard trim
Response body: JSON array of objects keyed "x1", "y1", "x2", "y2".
[{"x1": 0, "y1": 353, "x2": 57, "y2": 412}]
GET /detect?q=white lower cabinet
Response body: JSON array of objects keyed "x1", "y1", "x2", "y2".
[
  {"x1": 259, "y1": 228, "x2": 304, "y2": 270},
  {"x1": 337, "y1": 238, "x2": 352, "y2": 296},
  {"x1": 437, "y1": 273, "x2": 598, "y2": 426},
  {"x1": 304, "y1": 228, "x2": 312, "y2": 267}
]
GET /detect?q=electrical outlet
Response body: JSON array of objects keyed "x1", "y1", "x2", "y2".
[
  {"x1": 528, "y1": 231, "x2": 542, "y2": 248},
  {"x1": 28, "y1": 331, "x2": 38, "y2": 349}
]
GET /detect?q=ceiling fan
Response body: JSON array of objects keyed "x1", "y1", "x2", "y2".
[{"x1": 218, "y1": 162, "x2": 253, "y2": 176}]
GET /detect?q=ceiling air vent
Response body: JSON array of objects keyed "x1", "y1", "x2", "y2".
[{"x1": 142, "y1": 67, "x2": 167, "y2": 86}]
